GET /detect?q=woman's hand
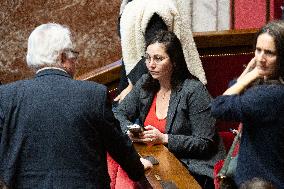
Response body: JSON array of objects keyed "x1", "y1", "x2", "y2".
[
  {"x1": 114, "y1": 82, "x2": 133, "y2": 103},
  {"x1": 246, "y1": 57, "x2": 257, "y2": 71},
  {"x1": 223, "y1": 58, "x2": 262, "y2": 95},
  {"x1": 237, "y1": 57, "x2": 257, "y2": 82},
  {"x1": 238, "y1": 66, "x2": 262, "y2": 86},
  {"x1": 127, "y1": 130, "x2": 143, "y2": 143},
  {"x1": 140, "y1": 157, "x2": 153, "y2": 170},
  {"x1": 139, "y1": 125, "x2": 168, "y2": 145}
]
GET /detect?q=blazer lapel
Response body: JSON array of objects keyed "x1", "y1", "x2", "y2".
[
  {"x1": 166, "y1": 86, "x2": 182, "y2": 133},
  {"x1": 140, "y1": 91, "x2": 154, "y2": 124}
]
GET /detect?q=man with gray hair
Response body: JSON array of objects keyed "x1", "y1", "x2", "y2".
[{"x1": 0, "y1": 23, "x2": 151, "y2": 188}]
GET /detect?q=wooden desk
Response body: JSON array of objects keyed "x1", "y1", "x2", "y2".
[{"x1": 134, "y1": 143, "x2": 201, "y2": 189}]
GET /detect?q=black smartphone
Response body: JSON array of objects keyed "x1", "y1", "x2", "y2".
[{"x1": 127, "y1": 124, "x2": 144, "y2": 136}]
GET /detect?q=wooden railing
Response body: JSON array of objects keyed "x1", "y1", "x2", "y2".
[{"x1": 76, "y1": 29, "x2": 258, "y2": 89}]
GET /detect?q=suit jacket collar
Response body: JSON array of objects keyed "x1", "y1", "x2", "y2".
[
  {"x1": 140, "y1": 92, "x2": 152, "y2": 124},
  {"x1": 35, "y1": 68, "x2": 72, "y2": 79},
  {"x1": 165, "y1": 83, "x2": 183, "y2": 133}
]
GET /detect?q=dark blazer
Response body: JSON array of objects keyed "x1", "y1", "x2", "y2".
[
  {"x1": 114, "y1": 74, "x2": 226, "y2": 178},
  {"x1": 0, "y1": 69, "x2": 144, "y2": 189}
]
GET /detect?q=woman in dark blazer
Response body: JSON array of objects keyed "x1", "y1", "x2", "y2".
[{"x1": 114, "y1": 30, "x2": 226, "y2": 189}]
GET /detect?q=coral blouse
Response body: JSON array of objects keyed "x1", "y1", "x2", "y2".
[{"x1": 144, "y1": 95, "x2": 166, "y2": 133}]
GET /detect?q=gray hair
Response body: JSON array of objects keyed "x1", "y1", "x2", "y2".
[{"x1": 26, "y1": 23, "x2": 73, "y2": 68}]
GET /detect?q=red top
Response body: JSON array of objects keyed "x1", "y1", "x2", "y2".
[{"x1": 144, "y1": 95, "x2": 166, "y2": 133}]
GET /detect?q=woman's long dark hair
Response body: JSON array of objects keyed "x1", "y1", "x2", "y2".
[
  {"x1": 142, "y1": 30, "x2": 195, "y2": 92},
  {"x1": 256, "y1": 20, "x2": 284, "y2": 78}
]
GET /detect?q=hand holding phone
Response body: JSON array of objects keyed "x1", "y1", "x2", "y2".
[{"x1": 127, "y1": 124, "x2": 144, "y2": 137}]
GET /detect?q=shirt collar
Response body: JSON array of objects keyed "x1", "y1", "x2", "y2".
[
  {"x1": 36, "y1": 67, "x2": 67, "y2": 74},
  {"x1": 279, "y1": 77, "x2": 284, "y2": 84}
]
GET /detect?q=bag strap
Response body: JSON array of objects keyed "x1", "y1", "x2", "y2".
[{"x1": 217, "y1": 125, "x2": 242, "y2": 178}]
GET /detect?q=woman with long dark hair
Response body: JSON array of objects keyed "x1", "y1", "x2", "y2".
[
  {"x1": 115, "y1": 30, "x2": 226, "y2": 189},
  {"x1": 114, "y1": 0, "x2": 205, "y2": 103}
]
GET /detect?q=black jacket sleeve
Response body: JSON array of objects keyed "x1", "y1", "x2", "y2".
[
  {"x1": 100, "y1": 88, "x2": 145, "y2": 181},
  {"x1": 117, "y1": 60, "x2": 129, "y2": 94},
  {"x1": 127, "y1": 58, "x2": 148, "y2": 85}
]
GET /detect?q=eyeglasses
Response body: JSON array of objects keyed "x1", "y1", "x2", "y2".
[
  {"x1": 143, "y1": 54, "x2": 169, "y2": 65},
  {"x1": 63, "y1": 48, "x2": 79, "y2": 60}
]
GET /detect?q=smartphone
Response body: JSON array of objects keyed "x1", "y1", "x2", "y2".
[{"x1": 127, "y1": 124, "x2": 144, "y2": 136}]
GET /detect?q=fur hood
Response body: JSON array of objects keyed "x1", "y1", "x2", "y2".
[{"x1": 120, "y1": 0, "x2": 207, "y2": 84}]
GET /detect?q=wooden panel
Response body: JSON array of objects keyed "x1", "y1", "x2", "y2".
[
  {"x1": 76, "y1": 60, "x2": 122, "y2": 86},
  {"x1": 135, "y1": 143, "x2": 201, "y2": 189},
  {"x1": 194, "y1": 29, "x2": 256, "y2": 48},
  {"x1": 194, "y1": 29, "x2": 256, "y2": 55}
]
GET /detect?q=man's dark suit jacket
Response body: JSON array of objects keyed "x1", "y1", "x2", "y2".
[{"x1": 0, "y1": 69, "x2": 144, "y2": 188}]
